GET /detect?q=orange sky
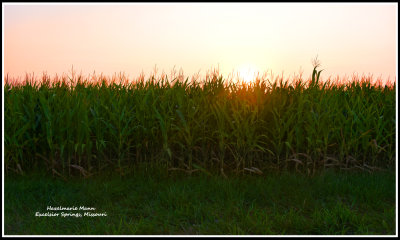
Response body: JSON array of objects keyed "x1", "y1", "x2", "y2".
[{"x1": 2, "y1": 3, "x2": 398, "y2": 83}]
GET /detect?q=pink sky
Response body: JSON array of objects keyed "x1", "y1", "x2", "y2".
[{"x1": 2, "y1": 3, "x2": 398, "y2": 83}]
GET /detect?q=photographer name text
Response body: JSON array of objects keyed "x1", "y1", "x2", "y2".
[{"x1": 35, "y1": 206, "x2": 107, "y2": 218}]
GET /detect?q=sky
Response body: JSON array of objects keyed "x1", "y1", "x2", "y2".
[{"x1": 2, "y1": 3, "x2": 398, "y2": 83}]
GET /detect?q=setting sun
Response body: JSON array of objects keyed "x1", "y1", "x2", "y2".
[{"x1": 237, "y1": 64, "x2": 260, "y2": 84}]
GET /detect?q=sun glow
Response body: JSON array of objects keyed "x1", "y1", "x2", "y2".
[{"x1": 237, "y1": 64, "x2": 260, "y2": 84}]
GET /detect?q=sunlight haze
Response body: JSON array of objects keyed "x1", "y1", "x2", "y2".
[{"x1": 3, "y1": 3, "x2": 398, "y2": 83}]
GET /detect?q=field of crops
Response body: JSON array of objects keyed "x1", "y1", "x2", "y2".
[{"x1": 4, "y1": 67, "x2": 396, "y2": 178}]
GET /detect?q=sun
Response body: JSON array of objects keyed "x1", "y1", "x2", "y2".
[{"x1": 237, "y1": 64, "x2": 259, "y2": 84}]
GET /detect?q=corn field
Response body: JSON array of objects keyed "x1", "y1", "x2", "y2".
[{"x1": 4, "y1": 67, "x2": 396, "y2": 177}]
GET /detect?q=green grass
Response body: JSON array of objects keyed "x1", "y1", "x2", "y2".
[
  {"x1": 4, "y1": 168, "x2": 395, "y2": 235},
  {"x1": 4, "y1": 65, "x2": 396, "y2": 177}
]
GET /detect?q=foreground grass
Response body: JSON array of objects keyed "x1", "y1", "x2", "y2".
[{"x1": 4, "y1": 169, "x2": 396, "y2": 235}]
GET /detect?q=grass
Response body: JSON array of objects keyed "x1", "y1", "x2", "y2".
[
  {"x1": 4, "y1": 65, "x2": 396, "y2": 177},
  {"x1": 4, "y1": 168, "x2": 396, "y2": 235}
]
